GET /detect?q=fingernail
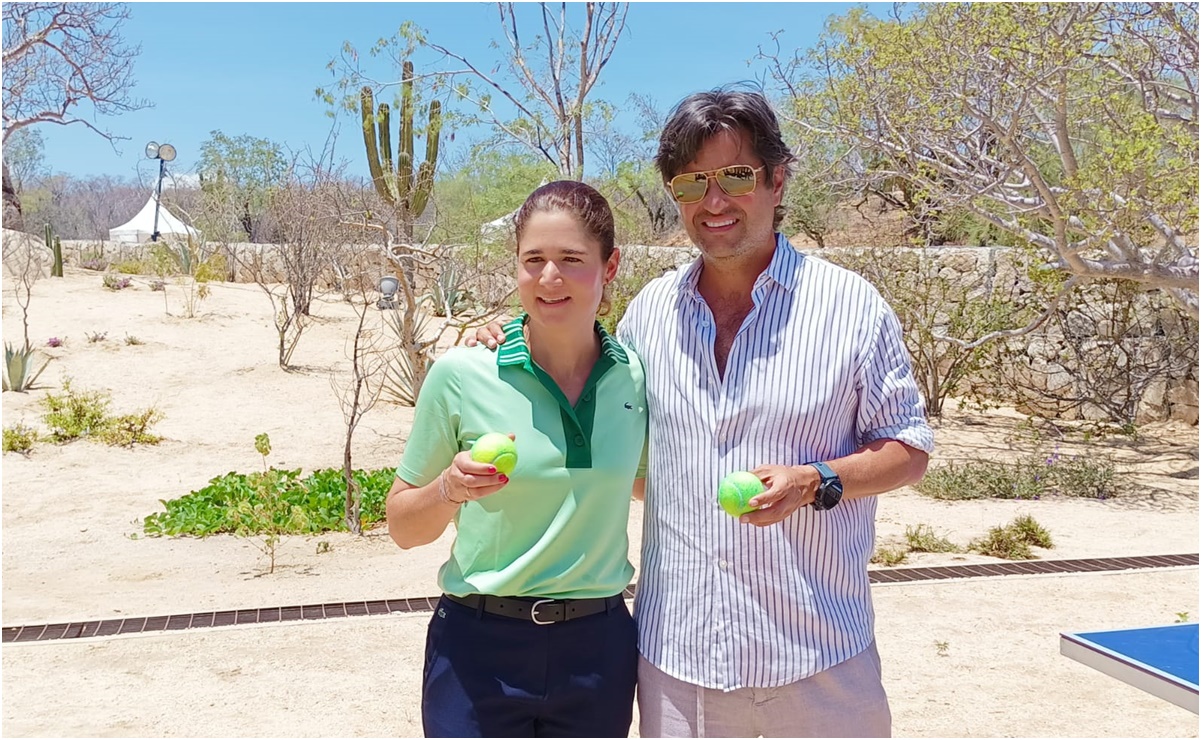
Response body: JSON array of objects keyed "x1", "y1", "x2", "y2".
[
  {"x1": 739, "y1": 515, "x2": 749, "y2": 523},
  {"x1": 488, "y1": 466, "x2": 497, "y2": 474},
  {"x1": 499, "y1": 474, "x2": 509, "y2": 483}
]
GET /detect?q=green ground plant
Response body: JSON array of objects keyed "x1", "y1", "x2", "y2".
[
  {"x1": 142, "y1": 462, "x2": 395, "y2": 538},
  {"x1": 969, "y1": 515, "x2": 1055, "y2": 560},
  {"x1": 905, "y1": 523, "x2": 961, "y2": 553},
  {"x1": 915, "y1": 450, "x2": 1120, "y2": 501},
  {"x1": 39, "y1": 378, "x2": 163, "y2": 447},
  {"x1": 224, "y1": 433, "x2": 312, "y2": 574},
  {"x1": 96, "y1": 409, "x2": 164, "y2": 447},
  {"x1": 3, "y1": 422, "x2": 39, "y2": 454},
  {"x1": 40, "y1": 379, "x2": 111, "y2": 441},
  {"x1": 102, "y1": 274, "x2": 133, "y2": 290},
  {"x1": 870, "y1": 542, "x2": 909, "y2": 566}
]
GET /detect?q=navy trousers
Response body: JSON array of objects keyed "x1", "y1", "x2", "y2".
[{"x1": 422, "y1": 594, "x2": 637, "y2": 737}]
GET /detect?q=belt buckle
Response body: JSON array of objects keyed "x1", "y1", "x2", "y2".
[{"x1": 530, "y1": 598, "x2": 556, "y2": 625}]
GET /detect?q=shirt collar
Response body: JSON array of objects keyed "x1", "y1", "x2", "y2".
[
  {"x1": 496, "y1": 314, "x2": 629, "y2": 368},
  {"x1": 677, "y1": 232, "x2": 804, "y2": 296}
]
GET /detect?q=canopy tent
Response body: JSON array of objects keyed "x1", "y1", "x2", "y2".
[{"x1": 108, "y1": 194, "x2": 199, "y2": 244}]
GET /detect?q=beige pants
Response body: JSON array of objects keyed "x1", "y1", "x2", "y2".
[{"x1": 637, "y1": 643, "x2": 891, "y2": 738}]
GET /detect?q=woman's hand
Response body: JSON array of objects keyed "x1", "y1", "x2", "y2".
[{"x1": 440, "y1": 448, "x2": 511, "y2": 504}]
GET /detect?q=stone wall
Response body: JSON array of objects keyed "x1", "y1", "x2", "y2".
[
  {"x1": 46, "y1": 237, "x2": 1198, "y2": 424},
  {"x1": 808, "y1": 246, "x2": 1198, "y2": 425}
]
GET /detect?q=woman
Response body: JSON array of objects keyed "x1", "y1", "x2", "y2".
[{"x1": 385, "y1": 180, "x2": 647, "y2": 737}]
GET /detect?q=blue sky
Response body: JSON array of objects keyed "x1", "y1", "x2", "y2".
[{"x1": 32, "y1": 1, "x2": 887, "y2": 186}]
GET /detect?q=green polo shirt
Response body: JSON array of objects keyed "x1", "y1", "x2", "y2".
[{"x1": 396, "y1": 316, "x2": 648, "y2": 599}]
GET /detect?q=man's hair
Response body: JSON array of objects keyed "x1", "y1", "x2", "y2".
[{"x1": 656, "y1": 85, "x2": 797, "y2": 230}]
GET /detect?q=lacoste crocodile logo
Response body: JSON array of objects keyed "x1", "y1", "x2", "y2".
[{"x1": 624, "y1": 402, "x2": 633, "y2": 410}]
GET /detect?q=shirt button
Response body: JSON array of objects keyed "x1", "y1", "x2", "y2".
[
  {"x1": 573, "y1": 434, "x2": 585, "y2": 447},
  {"x1": 718, "y1": 560, "x2": 729, "y2": 570}
]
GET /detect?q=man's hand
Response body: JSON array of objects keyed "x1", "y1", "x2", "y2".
[
  {"x1": 738, "y1": 464, "x2": 821, "y2": 527},
  {"x1": 465, "y1": 321, "x2": 508, "y2": 350}
]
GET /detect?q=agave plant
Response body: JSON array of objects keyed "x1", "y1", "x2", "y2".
[
  {"x1": 3, "y1": 343, "x2": 50, "y2": 392},
  {"x1": 421, "y1": 264, "x2": 471, "y2": 318}
]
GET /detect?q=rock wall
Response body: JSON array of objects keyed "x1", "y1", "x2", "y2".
[{"x1": 44, "y1": 238, "x2": 1198, "y2": 425}]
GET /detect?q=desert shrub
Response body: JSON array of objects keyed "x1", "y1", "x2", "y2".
[
  {"x1": 969, "y1": 515, "x2": 1054, "y2": 560},
  {"x1": 39, "y1": 379, "x2": 112, "y2": 441},
  {"x1": 79, "y1": 255, "x2": 109, "y2": 271},
  {"x1": 1008, "y1": 513, "x2": 1053, "y2": 549},
  {"x1": 112, "y1": 259, "x2": 146, "y2": 275},
  {"x1": 124, "y1": 334, "x2": 144, "y2": 346},
  {"x1": 149, "y1": 279, "x2": 166, "y2": 292},
  {"x1": 85, "y1": 331, "x2": 107, "y2": 343},
  {"x1": 96, "y1": 409, "x2": 164, "y2": 447},
  {"x1": 905, "y1": 523, "x2": 961, "y2": 553},
  {"x1": 38, "y1": 378, "x2": 163, "y2": 446},
  {"x1": 970, "y1": 526, "x2": 1035, "y2": 559},
  {"x1": 870, "y1": 542, "x2": 909, "y2": 566},
  {"x1": 102, "y1": 274, "x2": 133, "y2": 291},
  {"x1": 142, "y1": 465, "x2": 395, "y2": 537},
  {"x1": 46, "y1": 337, "x2": 64, "y2": 348},
  {"x1": 3, "y1": 422, "x2": 39, "y2": 454},
  {"x1": 916, "y1": 451, "x2": 1119, "y2": 501}
]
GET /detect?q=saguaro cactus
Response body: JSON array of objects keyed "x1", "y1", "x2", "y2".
[
  {"x1": 361, "y1": 60, "x2": 442, "y2": 240},
  {"x1": 44, "y1": 224, "x2": 63, "y2": 277}
]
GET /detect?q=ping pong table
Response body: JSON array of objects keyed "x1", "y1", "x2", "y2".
[{"x1": 1060, "y1": 623, "x2": 1198, "y2": 714}]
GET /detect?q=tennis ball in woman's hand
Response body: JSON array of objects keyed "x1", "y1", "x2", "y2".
[
  {"x1": 718, "y1": 471, "x2": 764, "y2": 517},
  {"x1": 470, "y1": 433, "x2": 518, "y2": 475}
]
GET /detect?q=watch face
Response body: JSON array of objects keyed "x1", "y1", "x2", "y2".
[{"x1": 814, "y1": 480, "x2": 843, "y2": 511}]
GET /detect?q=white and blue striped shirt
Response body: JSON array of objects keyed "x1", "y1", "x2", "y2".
[{"x1": 617, "y1": 233, "x2": 934, "y2": 690}]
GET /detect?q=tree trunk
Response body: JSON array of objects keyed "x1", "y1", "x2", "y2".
[{"x1": 2, "y1": 161, "x2": 24, "y2": 231}]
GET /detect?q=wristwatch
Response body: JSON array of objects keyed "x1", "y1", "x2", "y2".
[{"x1": 807, "y1": 461, "x2": 843, "y2": 511}]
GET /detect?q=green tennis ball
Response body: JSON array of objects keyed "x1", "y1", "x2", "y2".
[
  {"x1": 470, "y1": 433, "x2": 517, "y2": 475},
  {"x1": 718, "y1": 471, "x2": 764, "y2": 517}
]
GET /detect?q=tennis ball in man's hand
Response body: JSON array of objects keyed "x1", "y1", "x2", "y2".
[
  {"x1": 470, "y1": 433, "x2": 518, "y2": 475},
  {"x1": 718, "y1": 471, "x2": 764, "y2": 517}
]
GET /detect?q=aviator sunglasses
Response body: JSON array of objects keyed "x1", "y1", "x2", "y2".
[{"x1": 668, "y1": 165, "x2": 764, "y2": 204}]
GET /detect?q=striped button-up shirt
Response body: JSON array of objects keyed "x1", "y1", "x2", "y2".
[{"x1": 617, "y1": 233, "x2": 934, "y2": 690}]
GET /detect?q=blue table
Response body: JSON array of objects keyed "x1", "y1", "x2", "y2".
[{"x1": 1060, "y1": 623, "x2": 1198, "y2": 714}]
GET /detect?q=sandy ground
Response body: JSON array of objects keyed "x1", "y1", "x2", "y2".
[{"x1": 2, "y1": 259, "x2": 1198, "y2": 737}]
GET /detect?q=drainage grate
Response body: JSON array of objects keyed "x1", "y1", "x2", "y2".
[{"x1": 4, "y1": 556, "x2": 1194, "y2": 644}]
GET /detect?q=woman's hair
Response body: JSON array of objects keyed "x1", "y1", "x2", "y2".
[
  {"x1": 514, "y1": 180, "x2": 616, "y2": 261},
  {"x1": 513, "y1": 180, "x2": 617, "y2": 316},
  {"x1": 655, "y1": 85, "x2": 797, "y2": 229}
]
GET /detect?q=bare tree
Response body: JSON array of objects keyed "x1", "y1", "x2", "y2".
[
  {"x1": 328, "y1": 243, "x2": 390, "y2": 534},
  {"x1": 762, "y1": 3, "x2": 1198, "y2": 323},
  {"x1": 2, "y1": 2, "x2": 149, "y2": 224},
  {"x1": 328, "y1": 3, "x2": 628, "y2": 181}
]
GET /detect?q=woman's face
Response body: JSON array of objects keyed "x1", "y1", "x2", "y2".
[{"x1": 517, "y1": 210, "x2": 618, "y2": 331}]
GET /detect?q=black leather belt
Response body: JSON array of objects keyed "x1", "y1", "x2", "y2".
[{"x1": 444, "y1": 593, "x2": 624, "y2": 625}]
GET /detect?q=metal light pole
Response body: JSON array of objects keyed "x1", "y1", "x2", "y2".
[{"x1": 144, "y1": 141, "x2": 177, "y2": 242}]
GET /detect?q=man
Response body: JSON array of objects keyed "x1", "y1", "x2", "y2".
[{"x1": 476, "y1": 86, "x2": 933, "y2": 737}]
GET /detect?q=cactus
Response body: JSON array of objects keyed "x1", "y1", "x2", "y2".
[
  {"x1": 44, "y1": 224, "x2": 63, "y2": 277},
  {"x1": 360, "y1": 60, "x2": 441, "y2": 239}
]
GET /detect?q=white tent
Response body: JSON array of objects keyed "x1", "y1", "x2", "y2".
[{"x1": 108, "y1": 194, "x2": 199, "y2": 244}]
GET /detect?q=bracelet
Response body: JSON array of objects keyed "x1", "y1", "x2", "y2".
[{"x1": 438, "y1": 470, "x2": 467, "y2": 506}]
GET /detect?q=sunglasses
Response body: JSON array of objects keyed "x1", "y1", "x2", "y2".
[{"x1": 668, "y1": 165, "x2": 764, "y2": 204}]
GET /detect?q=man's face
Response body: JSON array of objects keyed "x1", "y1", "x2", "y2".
[{"x1": 672, "y1": 128, "x2": 784, "y2": 265}]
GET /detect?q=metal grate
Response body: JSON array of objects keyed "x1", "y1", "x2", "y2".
[{"x1": 4, "y1": 556, "x2": 1193, "y2": 644}]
